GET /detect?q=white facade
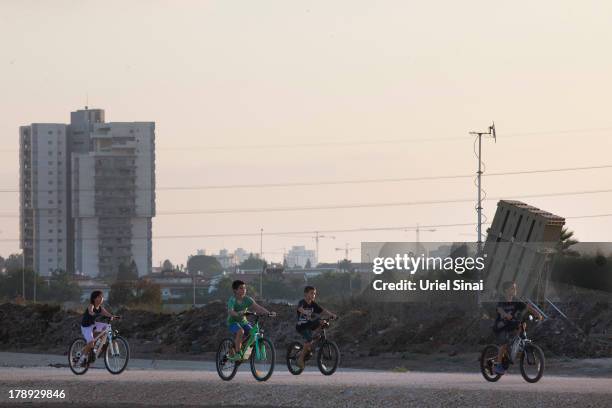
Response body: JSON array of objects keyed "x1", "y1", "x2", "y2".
[
  {"x1": 20, "y1": 124, "x2": 70, "y2": 276},
  {"x1": 285, "y1": 246, "x2": 317, "y2": 268}
]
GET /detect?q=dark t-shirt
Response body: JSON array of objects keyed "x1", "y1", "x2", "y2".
[
  {"x1": 494, "y1": 300, "x2": 526, "y2": 332},
  {"x1": 296, "y1": 299, "x2": 323, "y2": 326},
  {"x1": 82, "y1": 305, "x2": 102, "y2": 327}
]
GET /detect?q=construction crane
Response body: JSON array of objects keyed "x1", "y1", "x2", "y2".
[{"x1": 335, "y1": 243, "x2": 359, "y2": 261}]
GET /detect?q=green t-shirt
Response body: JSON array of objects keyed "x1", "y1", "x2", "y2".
[{"x1": 226, "y1": 295, "x2": 254, "y2": 325}]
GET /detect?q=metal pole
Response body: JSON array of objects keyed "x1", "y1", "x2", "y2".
[
  {"x1": 315, "y1": 231, "x2": 319, "y2": 265},
  {"x1": 192, "y1": 273, "x2": 195, "y2": 307},
  {"x1": 259, "y1": 228, "x2": 263, "y2": 299},
  {"x1": 477, "y1": 133, "x2": 483, "y2": 255},
  {"x1": 22, "y1": 250, "x2": 26, "y2": 301}
]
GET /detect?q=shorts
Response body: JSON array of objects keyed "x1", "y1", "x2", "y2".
[
  {"x1": 229, "y1": 322, "x2": 253, "y2": 336},
  {"x1": 296, "y1": 319, "x2": 321, "y2": 342},
  {"x1": 81, "y1": 322, "x2": 108, "y2": 343},
  {"x1": 494, "y1": 320, "x2": 520, "y2": 346}
]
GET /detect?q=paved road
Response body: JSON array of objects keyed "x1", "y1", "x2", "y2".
[{"x1": 0, "y1": 353, "x2": 610, "y2": 407}]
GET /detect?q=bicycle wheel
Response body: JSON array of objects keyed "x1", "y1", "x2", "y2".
[
  {"x1": 520, "y1": 343, "x2": 545, "y2": 383},
  {"x1": 250, "y1": 337, "x2": 275, "y2": 382},
  {"x1": 480, "y1": 344, "x2": 502, "y2": 382},
  {"x1": 104, "y1": 336, "x2": 130, "y2": 375},
  {"x1": 286, "y1": 341, "x2": 304, "y2": 375},
  {"x1": 68, "y1": 338, "x2": 89, "y2": 375},
  {"x1": 216, "y1": 338, "x2": 239, "y2": 381},
  {"x1": 317, "y1": 340, "x2": 340, "y2": 376}
]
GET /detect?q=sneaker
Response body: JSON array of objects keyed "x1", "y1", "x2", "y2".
[{"x1": 494, "y1": 363, "x2": 506, "y2": 375}]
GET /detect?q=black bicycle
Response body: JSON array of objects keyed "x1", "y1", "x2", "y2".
[
  {"x1": 480, "y1": 315, "x2": 545, "y2": 383},
  {"x1": 286, "y1": 317, "x2": 340, "y2": 376}
]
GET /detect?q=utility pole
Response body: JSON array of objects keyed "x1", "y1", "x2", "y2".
[
  {"x1": 22, "y1": 250, "x2": 26, "y2": 302},
  {"x1": 259, "y1": 228, "x2": 263, "y2": 299},
  {"x1": 469, "y1": 122, "x2": 496, "y2": 306},
  {"x1": 469, "y1": 122, "x2": 496, "y2": 256}
]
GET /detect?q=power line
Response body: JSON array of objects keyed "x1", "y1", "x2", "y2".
[
  {"x1": 150, "y1": 188, "x2": 612, "y2": 215},
  {"x1": 1, "y1": 164, "x2": 611, "y2": 193},
  {"x1": 2, "y1": 213, "x2": 612, "y2": 243},
  {"x1": 1, "y1": 187, "x2": 611, "y2": 218},
  {"x1": 1, "y1": 125, "x2": 611, "y2": 154}
]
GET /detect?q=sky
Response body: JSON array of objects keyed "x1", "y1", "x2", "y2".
[{"x1": 1, "y1": 1, "x2": 611, "y2": 267}]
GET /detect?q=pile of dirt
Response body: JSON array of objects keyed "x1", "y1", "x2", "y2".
[{"x1": 1, "y1": 294, "x2": 610, "y2": 359}]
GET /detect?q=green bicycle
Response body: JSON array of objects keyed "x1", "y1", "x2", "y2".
[{"x1": 216, "y1": 312, "x2": 276, "y2": 382}]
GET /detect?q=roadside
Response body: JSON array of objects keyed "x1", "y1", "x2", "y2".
[{"x1": 1, "y1": 351, "x2": 611, "y2": 378}]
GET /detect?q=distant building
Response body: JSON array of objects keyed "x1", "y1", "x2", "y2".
[
  {"x1": 234, "y1": 248, "x2": 249, "y2": 264},
  {"x1": 20, "y1": 108, "x2": 155, "y2": 277},
  {"x1": 285, "y1": 246, "x2": 317, "y2": 268}
]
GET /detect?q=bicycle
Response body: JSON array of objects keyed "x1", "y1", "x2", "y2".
[
  {"x1": 68, "y1": 316, "x2": 130, "y2": 375},
  {"x1": 480, "y1": 314, "x2": 545, "y2": 383},
  {"x1": 286, "y1": 317, "x2": 340, "y2": 376},
  {"x1": 216, "y1": 312, "x2": 276, "y2": 382}
]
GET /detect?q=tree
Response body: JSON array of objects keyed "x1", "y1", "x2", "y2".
[
  {"x1": 305, "y1": 259, "x2": 312, "y2": 269},
  {"x1": 116, "y1": 260, "x2": 138, "y2": 282},
  {"x1": 239, "y1": 254, "x2": 267, "y2": 270},
  {"x1": 42, "y1": 269, "x2": 81, "y2": 303},
  {"x1": 558, "y1": 228, "x2": 579, "y2": 257},
  {"x1": 338, "y1": 259, "x2": 352, "y2": 273},
  {"x1": 109, "y1": 281, "x2": 135, "y2": 306},
  {"x1": 162, "y1": 259, "x2": 174, "y2": 273},
  {"x1": 4, "y1": 253, "x2": 23, "y2": 273},
  {"x1": 186, "y1": 255, "x2": 223, "y2": 278},
  {"x1": 135, "y1": 279, "x2": 162, "y2": 308}
]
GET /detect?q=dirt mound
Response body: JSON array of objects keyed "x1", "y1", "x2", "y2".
[{"x1": 1, "y1": 294, "x2": 610, "y2": 359}]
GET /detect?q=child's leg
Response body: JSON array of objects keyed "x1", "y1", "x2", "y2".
[
  {"x1": 80, "y1": 326, "x2": 95, "y2": 360},
  {"x1": 232, "y1": 326, "x2": 245, "y2": 354}
]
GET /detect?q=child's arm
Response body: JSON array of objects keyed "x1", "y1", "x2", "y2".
[
  {"x1": 321, "y1": 308, "x2": 337, "y2": 319},
  {"x1": 100, "y1": 307, "x2": 117, "y2": 319},
  {"x1": 251, "y1": 301, "x2": 276, "y2": 316}
]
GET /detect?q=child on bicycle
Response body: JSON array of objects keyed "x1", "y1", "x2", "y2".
[
  {"x1": 296, "y1": 285, "x2": 336, "y2": 369},
  {"x1": 227, "y1": 280, "x2": 275, "y2": 357},
  {"x1": 79, "y1": 290, "x2": 118, "y2": 365},
  {"x1": 493, "y1": 281, "x2": 542, "y2": 374}
]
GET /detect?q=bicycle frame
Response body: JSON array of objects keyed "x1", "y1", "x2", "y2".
[
  {"x1": 89, "y1": 322, "x2": 117, "y2": 358},
  {"x1": 237, "y1": 319, "x2": 267, "y2": 361}
]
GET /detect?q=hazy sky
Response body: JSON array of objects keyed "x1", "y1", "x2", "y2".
[{"x1": 1, "y1": 1, "x2": 611, "y2": 267}]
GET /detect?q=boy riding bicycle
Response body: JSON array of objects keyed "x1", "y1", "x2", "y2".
[
  {"x1": 493, "y1": 281, "x2": 542, "y2": 374},
  {"x1": 296, "y1": 286, "x2": 337, "y2": 369},
  {"x1": 227, "y1": 280, "x2": 275, "y2": 358}
]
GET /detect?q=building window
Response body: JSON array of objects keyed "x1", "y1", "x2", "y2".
[
  {"x1": 48, "y1": 140, "x2": 53, "y2": 144},
  {"x1": 49, "y1": 229, "x2": 53, "y2": 233}
]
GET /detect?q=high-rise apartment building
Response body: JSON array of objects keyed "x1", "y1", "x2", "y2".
[{"x1": 19, "y1": 108, "x2": 155, "y2": 277}]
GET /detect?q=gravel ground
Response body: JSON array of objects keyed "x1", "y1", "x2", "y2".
[{"x1": 0, "y1": 367, "x2": 611, "y2": 408}]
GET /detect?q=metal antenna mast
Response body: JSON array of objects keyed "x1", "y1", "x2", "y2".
[{"x1": 469, "y1": 122, "x2": 496, "y2": 255}]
